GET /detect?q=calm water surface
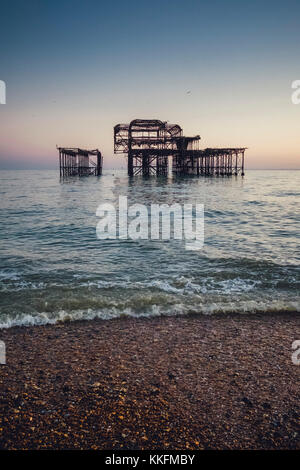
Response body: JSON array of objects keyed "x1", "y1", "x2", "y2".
[{"x1": 0, "y1": 169, "x2": 299, "y2": 327}]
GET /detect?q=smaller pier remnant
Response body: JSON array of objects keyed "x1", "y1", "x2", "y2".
[{"x1": 58, "y1": 147, "x2": 103, "y2": 177}]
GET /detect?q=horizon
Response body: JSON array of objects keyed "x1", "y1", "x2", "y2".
[{"x1": 1, "y1": 0, "x2": 300, "y2": 170}]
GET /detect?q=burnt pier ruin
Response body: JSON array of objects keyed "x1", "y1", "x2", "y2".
[
  {"x1": 114, "y1": 119, "x2": 246, "y2": 177},
  {"x1": 58, "y1": 147, "x2": 102, "y2": 177}
]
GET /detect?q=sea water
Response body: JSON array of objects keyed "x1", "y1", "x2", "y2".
[{"x1": 0, "y1": 169, "x2": 299, "y2": 328}]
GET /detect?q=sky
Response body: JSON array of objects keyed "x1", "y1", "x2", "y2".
[{"x1": 0, "y1": 0, "x2": 300, "y2": 170}]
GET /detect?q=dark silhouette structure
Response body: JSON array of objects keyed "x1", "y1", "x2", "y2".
[
  {"x1": 58, "y1": 147, "x2": 102, "y2": 177},
  {"x1": 114, "y1": 119, "x2": 246, "y2": 177}
]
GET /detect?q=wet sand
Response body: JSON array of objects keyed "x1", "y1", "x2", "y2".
[{"x1": 0, "y1": 313, "x2": 299, "y2": 450}]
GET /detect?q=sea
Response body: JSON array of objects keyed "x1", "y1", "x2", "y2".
[{"x1": 0, "y1": 169, "x2": 299, "y2": 328}]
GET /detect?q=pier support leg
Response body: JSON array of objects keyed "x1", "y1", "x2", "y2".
[
  {"x1": 241, "y1": 151, "x2": 245, "y2": 176},
  {"x1": 128, "y1": 151, "x2": 133, "y2": 177}
]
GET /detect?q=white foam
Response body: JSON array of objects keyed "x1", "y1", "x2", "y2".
[{"x1": 0, "y1": 298, "x2": 299, "y2": 329}]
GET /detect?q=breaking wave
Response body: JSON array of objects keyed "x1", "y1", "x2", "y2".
[{"x1": 0, "y1": 299, "x2": 299, "y2": 329}]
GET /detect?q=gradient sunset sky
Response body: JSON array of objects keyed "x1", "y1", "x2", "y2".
[{"x1": 0, "y1": 0, "x2": 300, "y2": 169}]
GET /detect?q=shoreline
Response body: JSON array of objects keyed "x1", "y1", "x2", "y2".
[
  {"x1": 0, "y1": 312, "x2": 299, "y2": 449},
  {"x1": 0, "y1": 307, "x2": 299, "y2": 330}
]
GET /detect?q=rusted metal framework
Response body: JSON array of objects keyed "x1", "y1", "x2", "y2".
[
  {"x1": 114, "y1": 119, "x2": 246, "y2": 176},
  {"x1": 114, "y1": 119, "x2": 196, "y2": 176},
  {"x1": 58, "y1": 147, "x2": 102, "y2": 177},
  {"x1": 172, "y1": 148, "x2": 246, "y2": 176}
]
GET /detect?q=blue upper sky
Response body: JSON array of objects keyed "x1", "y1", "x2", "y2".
[{"x1": 0, "y1": 0, "x2": 300, "y2": 169}]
